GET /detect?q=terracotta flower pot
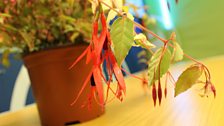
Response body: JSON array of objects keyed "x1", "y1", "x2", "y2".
[{"x1": 23, "y1": 45, "x2": 104, "y2": 126}]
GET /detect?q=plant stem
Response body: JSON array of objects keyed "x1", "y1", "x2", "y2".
[
  {"x1": 134, "y1": 23, "x2": 167, "y2": 43},
  {"x1": 183, "y1": 53, "x2": 202, "y2": 64}
]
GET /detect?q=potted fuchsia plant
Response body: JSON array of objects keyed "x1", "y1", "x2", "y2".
[{"x1": 0, "y1": 0, "x2": 216, "y2": 125}]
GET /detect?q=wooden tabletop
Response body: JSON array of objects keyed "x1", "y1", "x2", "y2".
[{"x1": 1, "y1": 56, "x2": 224, "y2": 126}]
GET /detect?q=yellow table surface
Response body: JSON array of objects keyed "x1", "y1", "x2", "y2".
[{"x1": 1, "y1": 56, "x2": 224, "y2": 126}]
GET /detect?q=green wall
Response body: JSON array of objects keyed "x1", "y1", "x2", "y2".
[{"x1": 145, "y1": 0, "x2": 224, "y2": 58}]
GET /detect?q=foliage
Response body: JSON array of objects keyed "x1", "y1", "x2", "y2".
[
  {"x1": 174, "y1": 64, "x2": 203, "y2": 96},
  {"x1": 0, "y1": 0, "x2": 93, "y2": 54}
]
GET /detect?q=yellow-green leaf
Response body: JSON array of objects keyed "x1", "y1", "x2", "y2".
[
  {"x1": 110, "y1": 17, "x2": 134, "y2": 67},
  {"x1": 0, "y1": 17, "x2": 3, "y2": 24},
  {"x1": 122, "y1": 6, "x2": 129, "y2": 13},
  {"x1": 173, "y1": 41, "x2": 183, "y2": 62},
  {"x1": 0, "y1": 32, "x2": 12, "y2": 45},
  {"x1": 111, "y1": 0, "x2": 123, "y2": 10},
  {"x1": 148, "y1": 48, "x2": 171, "y2": 85},
  {"x1": 89, "y1": 0, "x2": 98, "y2": 14},
  {"x1": 1, "y1": 49, "x2": 10, "y2": 67},
  {"x1": 90, "y1": 0, "x2": 123, "y2": 13},
  {"x1": 107, "y1": 9, "x2": 118, "y2": 27},
  {"x1": 174, "y1": 64, "x2": 203, "y2": 97},
  {"x1": 70, "y1": 32, "x2": 79, "y2": 42},
  {"x1": 0, "y1": 13, "x2": 11, "y2": 24},
  {"x1": 134, "y1": 33, "x2": 155, "y2": 49},
  {"x1": 59, "y1": 15, "x2": 76, "y2": 23},
  {"x1": 101, "y1": 0, "x2": 113, "y2": 11},
  {"x1": 19, "y1": 31, "x2": 34, "y2": 51},
  {"x1": 127, "y1": 13, "x2": 134, "y2": 21},
  {"x1": 0, "y1": 13, "x2": 11, "y2": 18},
  {"x1": 67, "y1": 0, "x2": 74, "y2": 7}
]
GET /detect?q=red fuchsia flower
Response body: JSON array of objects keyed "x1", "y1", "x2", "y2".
[{"x1": 69, "y1": 12, "x2": 127, "y2": 109}]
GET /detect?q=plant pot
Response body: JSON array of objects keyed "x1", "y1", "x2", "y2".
[{"x1": 23, "y1": 45, "x2": 104, "y2": 126}]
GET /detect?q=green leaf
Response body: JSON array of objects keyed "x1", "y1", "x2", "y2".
[
  {"x1": 110, "y1": 17, "x2": 134, "y2": 66},
  {"x1": 64, "y1": 25, "x2": 75, "y2": 33},
  {"x1": 173, "y1": 41, "x2": 184, "y2": 62},
  {"x1": 0, "y1": 13, "x2": 11, "y2": 18},
  {"x1": 174, "y1": 64, "x2": 203, "y2": 97},
  {"x1": 0, "y1": 32, "x2": 11, "y2": 44},
  {"x1": 59, "y1": 15, "x2": 76, "y2": 23},
  {"x1": 1, "y1": 49, "x2": 10, "y2": 67},
  {"x1": 70, "y1": 32, "x2": 79, "y2": 42},
  {"x1": 67, "y1": 0, "x2": 75, "y2": 7},
  {"x1": 19, "y1": 31, "x2": 34, "y2": 51},
  {"x1": 0, "y1": 18, "x2": 3, "y2": 24},
  {"x1": 2, "y1": 24, "x2": 17, "y2": 31},
  {"x1": 148, "y1": 48, "x2": 171, "y2": 85}
]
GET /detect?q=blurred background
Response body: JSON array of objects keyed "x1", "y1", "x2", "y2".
[{"x1": 1, "y1": 0, "x2": 223, "y2": 113}]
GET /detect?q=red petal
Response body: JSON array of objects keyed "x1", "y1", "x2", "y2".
[
  {"x1": 87, "y1": 86, "x2": 96, "y2": 110},
  {"x1": 70, "y1": 67, "x2": 93, "y2": 106},
  {"x1": 116, "y1": 85, "x2": 124, "y2": 101},
  {"x1": 86, "y1": 47, "x2": 92, "y2": 64},
  {"x1": 93, "y1": 67, "x2": 104, "y2": 106},
  {"x1": 69, "y1": 46, "x2": 90, "y2": 69},
  {"x1": 96, "y1": 14, "x2": 107, "y2": 57},
  {"x1": 109, "y1": 52, "x2": 126, "y2": 94},
  {"x1": 93, "y1": 21, "x2": 98, "y2": 38}
]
